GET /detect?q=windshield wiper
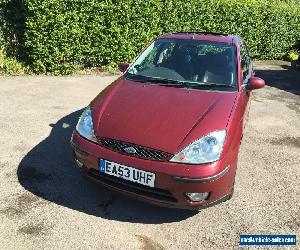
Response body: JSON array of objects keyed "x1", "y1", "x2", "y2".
[
  {"x1": 125, "y1": 73, "x2": 150, "y2": 82},
  {"x1": 125, "y1": 74, "x2": 187, "y2": 87},
  {"x1": 125, "y1": 73, "x2": 234, "y2": 89},
  {"x1": 188, "y1": 83, "x2": 235, "y2": 88},
  {"x1": 144, "y1": 77, "x2": 188, "y2": 87},
  {"x1": 148, "y1": 79, "x2": 234, "y2": 89}
]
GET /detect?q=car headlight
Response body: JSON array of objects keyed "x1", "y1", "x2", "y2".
[
  {"x1": 76, "y1": 106, "x2": 97, "y2": 142},
  {"x1": 170, "y1": 130, "x2": 227, "y2": 164}
]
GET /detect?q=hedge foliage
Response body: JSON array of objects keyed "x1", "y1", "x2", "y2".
[{"x1": 1, "y1": 0, "x2": 300, "y2": 74}]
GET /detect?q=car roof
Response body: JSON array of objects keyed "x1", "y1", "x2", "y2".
[{"x1": 158, "y1": 32, "x2": 241, "y2": 46}]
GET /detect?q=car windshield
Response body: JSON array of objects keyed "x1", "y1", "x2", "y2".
[{"x1": 125, "y1": 38, "x2": 238, "y2": 90}]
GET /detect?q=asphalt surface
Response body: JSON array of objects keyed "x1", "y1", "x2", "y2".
[{"x1": 0, "y1": 62, "x2": 299, "y2": 249}]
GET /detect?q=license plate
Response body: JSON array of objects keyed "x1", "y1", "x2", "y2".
[{"x1": 99, "y1": 159, "x2": 155, "y2": 187}]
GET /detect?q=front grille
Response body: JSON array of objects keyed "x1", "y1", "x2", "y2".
[
  {"x1": 98, "y1": 137, "x2": 170, "y2": 161},
  {"x1": 88, "y1": 169, "x2": 177, "y2": 203}
]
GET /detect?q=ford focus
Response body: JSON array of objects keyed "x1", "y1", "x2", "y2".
[{"x1": 71, "y1": 32, "x2": 265, "y2": 209}]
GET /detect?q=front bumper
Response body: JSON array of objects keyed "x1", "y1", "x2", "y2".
[{"x1": 71, "y1": 131, "x2": 236, "y2": 210}]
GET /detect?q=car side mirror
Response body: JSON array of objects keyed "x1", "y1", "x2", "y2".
[
  {"x1": 118, "y1": 63, "x2": 129, "y2": 73},
  {"x1": 247, "y1": 77, "x2": 265, "y2": 90}
]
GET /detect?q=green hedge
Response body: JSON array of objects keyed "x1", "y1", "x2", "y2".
[
  {"x1": 0, "y1": 1, "x2": 7, "y2": 50},
  {"x1": 24, "y1": 0, "x2": 163, "y2": 74},
  {"x1": 1, "y1": 0, "x2": 300, "y2": 74},
  {"x1": 0, "y1": 0, "x2": 27, "y2": 59}
]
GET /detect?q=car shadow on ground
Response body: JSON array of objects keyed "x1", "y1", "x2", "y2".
[
  {"x1": 17, "y1": 109, "x2": 197, "y2": 224},
  {"x1": 255, "y1": 66, "x2": 300, "y2": 96}
]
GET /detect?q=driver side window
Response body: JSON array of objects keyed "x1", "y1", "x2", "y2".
[{"x1": 240, "y1": 42, "x2": 251, "y2": 83}]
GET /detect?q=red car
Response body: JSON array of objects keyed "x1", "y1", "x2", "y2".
[{"x1": 71, "y1": 32, "x2": 265, "y2": 210}]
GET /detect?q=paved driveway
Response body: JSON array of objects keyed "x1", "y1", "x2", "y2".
[{"x1": 0, "y1": 62, "x2": 299, "y2": 249}]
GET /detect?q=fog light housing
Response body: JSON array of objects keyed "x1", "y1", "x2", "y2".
[{"x1": 186, "y1": 192, "x2": 209, "y2": 202}]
